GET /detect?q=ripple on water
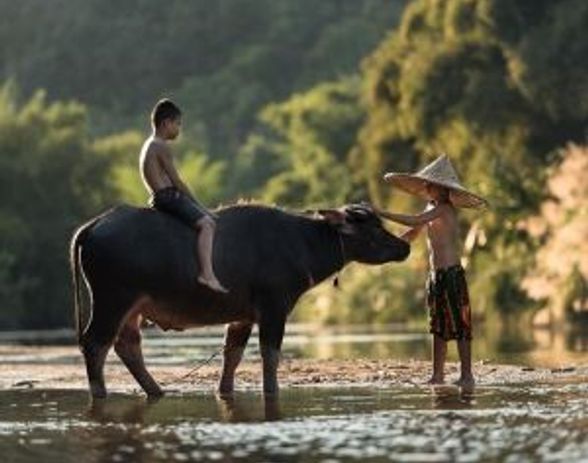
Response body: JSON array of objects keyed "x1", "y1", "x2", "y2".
[{"x1": 0, "y1": 386, "x2": 586, "y2": 462}]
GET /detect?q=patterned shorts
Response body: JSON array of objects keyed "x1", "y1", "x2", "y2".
[{"x1": 426, "y1": 265, "x2": 472, "y2": 341}]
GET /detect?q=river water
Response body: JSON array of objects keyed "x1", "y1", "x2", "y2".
[{"x1": 0, "y1": 325, "x2": 587, "y2": 462}]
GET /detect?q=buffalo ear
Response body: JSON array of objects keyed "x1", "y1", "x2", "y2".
[{"x1": 318, "y1": 209, "x2": 347, "y2": 225}]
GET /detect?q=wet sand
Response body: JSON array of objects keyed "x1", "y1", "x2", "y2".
[
  {"x1": 3, "y1": 343, "x2": 587, "y2": 462},
  {"x1": 1, "y1": 345, "x2": 586, "y2": 393}
]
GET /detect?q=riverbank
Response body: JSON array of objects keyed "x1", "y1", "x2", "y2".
[
  {"x1": 2, "y1": 344, "x2": 588, "y2": 462},
  {"x1": 1, "y1": 344, "x2": 586, "y2": 393}
]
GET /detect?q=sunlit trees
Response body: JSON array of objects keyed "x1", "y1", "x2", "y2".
[
  {"x1": 522, "y1": 144, "x2": 588, "y2": 324},
  {"x1": 94, "y1": 131, "x2": 226, "y2": 208},
  {"x1": 0, "y1": 0, "x2": 406, "y2": 167},
  {"x1": 0, "y1": 86, "x2": 114, "y2": 328},
  {"x1": 1, "y1": 0, "x2": 587, "y2": 328},
  {"x1": 355, "y1": 0, "x2": 588, "y2": 316},
  {"x1": 238, "y1": 78, "x2": 361, "y2": 207},
  {"x1": 0, "y1": 84, "x2": 232, "y2": 329}
]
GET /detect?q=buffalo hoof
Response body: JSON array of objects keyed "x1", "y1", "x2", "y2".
[
  {"x1": 89, "y1": 383, "x2": 107, "y2": 400},
  {"x1": 146, "y1": 388, "x2": 165, "y2": 399},
  {"x1": 218, "y1": 376, "x2": 235, "y2": 395},
  {"x1": 217, "y1": 384, "x2": 234, "y2": 398},
  {"x1": 264, "y1": 397, "x2": 281, "y2": 421},
  {"x1": 262, "y1": 387, "x2": 279, "y2": 398}
]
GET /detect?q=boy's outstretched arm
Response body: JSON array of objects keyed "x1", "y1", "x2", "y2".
[
  {"x1": 399, "y1": 225, "x2": 423, "y2": 243},
  {"x1": 376, "y1": 205, "x2": 445, "y2": 227}
]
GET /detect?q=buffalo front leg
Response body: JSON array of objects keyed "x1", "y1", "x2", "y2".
[
  {"x1": 258, "y1": 309, "x2": 287, "y2": 396},
  {"x1": 114, "y1": 309, "x2": 163, "y2": 398},
  {"x1": 218, "y1": 321, "x2": 253, "y2": 395}
]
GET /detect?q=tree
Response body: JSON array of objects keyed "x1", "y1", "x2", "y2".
[
  {"x1": 355, "y1": 0, "x2": 588, "y2": 316},
  {"x1": 239, "y1": 77, "x2": 363, "y2": 208},
  {"x1": 0, "y1": 0, "x2": 406, "y2": 166},
  {"x1": 0, "y1": 85, "x2": 115, "y2": 328},
  {"x1": 94, "y1": 131, "x2": 227, "y2": 208},
  {"x1": 0, "y1": 83, "x2": 231, "y2": 330},
  {"x1": 522, "y1": 144, "x2": 588, "y2": 324}
]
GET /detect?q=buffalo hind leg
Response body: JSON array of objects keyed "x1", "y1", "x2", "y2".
[
  {"x1": 218, "y1": 321, "x2": 253, "y2": 395},
  {"x1": 79, "y1": 289, "x2": 135, "y2": 399},
  {"x1": 80, "y1": 335, "x2": 111, "y2": 399},
  {"x1": 114, "y1": 310, "x2": 163, "y2": 398}
]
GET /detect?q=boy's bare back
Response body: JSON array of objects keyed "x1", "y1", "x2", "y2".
[{"x1": 140, "y1": 137, "x2": 174, "y2": 195}]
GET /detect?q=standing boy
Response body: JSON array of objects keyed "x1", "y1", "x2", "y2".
[
  {"x1": 376, "y1": 155, "x2": 487, "y2": 389},
  {"x1": 140, "y1": 98, "x2": 227, "y2": 293}
]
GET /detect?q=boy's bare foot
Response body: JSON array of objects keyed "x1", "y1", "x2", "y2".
[
  {"x1": 198, "y1": 275, "x2": 229, "y2": 293},
  {"x1": 453, "y1": 376, "x2": 475, "y2": 391},
  {"x1": 425, "y1": 376, "x2": 445, "y2": 385}
]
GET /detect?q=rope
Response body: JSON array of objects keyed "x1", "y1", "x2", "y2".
[{"x1": 161, "y1": 347, "x2": 223, "y2": 387}]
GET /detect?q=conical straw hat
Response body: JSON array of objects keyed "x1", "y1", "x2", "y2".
[{"x1": 383, "y1": 154, "x2": 488, "y2": 209}]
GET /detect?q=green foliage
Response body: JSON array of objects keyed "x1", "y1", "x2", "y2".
[
  {"x1": 92, "y1": 131, "x2": 145, "y2": 205},
  {"x1": 93, "y1": 132, "x2": 226, "y2": 208},
  {"x1": 563, "y1": 266, "x2": 587, "y2": 319},
  {"x1": 0, "y1": 85, "x2": 117, "y2": 328},
  {"x1": 239, "y1": 77, "x2": 363, "y2": 207},
  {"x1": 294, "y1": 237, "x2": 431, "y2": 325},
  {"x1": 506, "y1": 1, "x2": 588, "y2": 124},
  {"x1": 521, "y1": 144, "x2": 588, "y2": 322},
  {"x1": 0, "y1": 0, "x2": 406, "y2": 162},
  {"x1": 0, "y1": 83, "x2": 230, "y2": 330},
  {"x1": 354, "y1": 0, "x2": 588, "y2": 319},
  {"x1": 0, "y1": 0, "x2": 586, "y2": 330},
  {"x1": 0, "y1": 1, "x2": 408, "y2": 329},
  {"x1": 178, "y1": 151, "x2": 227, "y2": 207}
]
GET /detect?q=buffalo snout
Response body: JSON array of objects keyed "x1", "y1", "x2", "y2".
[{"x1": 391, "y1": 238, "x2": 410, "y2": 261}]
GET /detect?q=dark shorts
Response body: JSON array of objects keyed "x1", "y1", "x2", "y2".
[
  {"x1": 149, "y1": 187, "x2": 212, "y2": 227},
  {"x1": 426, "y1": 265, "x2": 472, "y2": 341}
]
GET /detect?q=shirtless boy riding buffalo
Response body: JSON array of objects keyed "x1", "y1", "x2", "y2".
[{"x1": 70, "y1": 101, "x2": 410, "y2": 398}]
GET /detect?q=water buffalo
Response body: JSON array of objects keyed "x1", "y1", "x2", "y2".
[{"x1": 70, "y1": 203, "x2": 410, "y2": 398}]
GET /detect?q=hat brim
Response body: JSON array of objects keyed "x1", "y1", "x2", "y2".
[{"x1": 384, "y1": 173, "x2": 488, "y2": 209}]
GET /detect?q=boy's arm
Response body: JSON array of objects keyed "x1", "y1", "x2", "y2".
[
  {"x1": 376, "y1": 204, "x2": 445, "y2": 227},
  {"x1": 158, "y1": 150, "x2": 195, "y2": 199},
  {"x1": 399, "y1": 225, "x2": 424, "y2": 243}
]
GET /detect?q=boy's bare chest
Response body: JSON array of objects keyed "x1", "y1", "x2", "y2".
[{"x1": 426, "y1": 216, "x2": 457, "y2": 245}]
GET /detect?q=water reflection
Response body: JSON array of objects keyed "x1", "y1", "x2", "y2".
[
  {"x1": 87, "y1": 397, "x2": 153, "y2": 424},
  {"x1": 1, "y1": 324, "x2": 587, "y2": 369},
  {"x1": 429, "y1": 386, "x2": 476, "y2": 410},
  {"x1": 216, "y1": 395, "x2": 281, "y2": 422},
  {"x1": 286, "y1": 324, "x2": 588, "y2": 368},
  {"x1": 1, "y1": 385, "x2": 588, "y2": 462},
  {"x1": 82, "y1": 392, "x2": 282, "y2": 426},
  {"x1": 1, "y1": 324, "x2": 587, "y2": 462}
]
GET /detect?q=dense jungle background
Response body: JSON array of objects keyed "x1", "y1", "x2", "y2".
[{"x1": 0, "y1": 0, "x2": 586, "y2": 330}]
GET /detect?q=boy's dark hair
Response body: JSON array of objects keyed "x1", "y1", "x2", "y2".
[{"x1": 151, "y1": 99, "x2": 182, "y2": 128}]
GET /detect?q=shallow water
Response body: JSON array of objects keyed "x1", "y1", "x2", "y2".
[
  {"x1": 1, "y1": 324, "x2": 587, "y2": 369},
  {"x1": 1, "y1": 384, "x2": 588, "y2": 462},
  {"x1": 1, "y1": 326, "x2": 587, "y2": 461}
]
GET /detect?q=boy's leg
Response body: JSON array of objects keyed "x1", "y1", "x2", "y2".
[
  {"x1": 195, "y1": 216, "x2": 228, "y2": 293},
  {"x1": 456, "y1": 339, "x2": 475, "y2": 389},
  {"x1": 427, "y1": 334, "x2": 446, "y2": 384},
  {"x1": 150, "y1": 188, "x2": 227, "y2": 293},
  {"x1": 449, "y1": 267, "x2": 474, "y2": 389}
]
